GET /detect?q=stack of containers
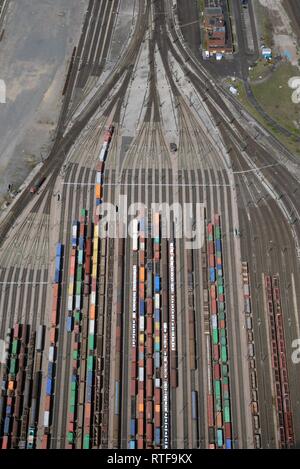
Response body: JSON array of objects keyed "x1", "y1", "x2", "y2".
[
  {"x1": 214, "y1": 215, "x2": 231, "y2": 449},
  {"x1": 84, "y1": 222, "x2": 92, "y2": 296},
  {"x1": 95, "y1": 125, "x2": 114, "y2": 207},
  {"x1": 83, "y1": 222, "x2": 99, "y2": 449},
  {"x1": 1, "y1": 326, "x2": 18, "y2": 449},
  {"x1": 67, "y1": 223, "x2": 78, "y2": 332},
  {"x1": 129, "y1": 263, "x2": 137, "y2": 449},
  {"x1": 137, "y1": 219, "x2": 145, "y2": 449},
  {"x1": 153, "y1": 213, "x2": 161, "y2": 448},
  {"x1": 168, "y1": 240, "x2": 177, "y2": 389},
  {"x1": 13, "y1": 326, "x2": 27, "y2": 449},
  {"x1": 43, "y1": 344, "x2": 55, "y2": 436}
]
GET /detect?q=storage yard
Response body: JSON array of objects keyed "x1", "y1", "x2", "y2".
[{"x1": 1, "y1": 0, "x2": 300, "y2": 452}]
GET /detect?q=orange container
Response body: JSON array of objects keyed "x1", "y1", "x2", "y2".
[
  {"x1": 139, "y1": 267, "x2": 145, "y2": 283},
  {"x1": 50, "y1": 327, "x2": 56, "y2": 344},
  {"x1": 90, "y1": 304, "x2": 95, "y2": 320}
]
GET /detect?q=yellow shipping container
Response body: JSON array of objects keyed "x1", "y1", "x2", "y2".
[
  {"x1": 139, "y1": 333, "x2": 144, "y2": 345},
  {"x1": 92, "y1": 264, "x2": 97, "y2": 278},
  {"x1": 94, "y1": 225, "x2": 99, "y2": 238},
  {"x1": 8, "y1": 381, "x2": 14, "y2": 391},
  {"x1": 68, "y1": 283, "x2": 74, "y2": 296},
  {"x1": 155, "y1": 404, "x2": 160, "y2": 413},
  {"x1": 138, "y1": 404, "x2": 144, "y2": 412},
  {"x1": 139, "y1": 267, "x2": 145, "y2": 283}
]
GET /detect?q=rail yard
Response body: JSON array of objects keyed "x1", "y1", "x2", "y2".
[{"x1": 0, "y1": 0, "x2": 300, "y2": 453}]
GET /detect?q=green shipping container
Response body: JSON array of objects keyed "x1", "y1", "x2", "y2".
[
  {"x1": 83, "y1": 435, "x2": 90, "y2": 449},
  {"x1": 215, "y1": 227, "x2": 221, "y2": 239},
  {"x1": 212, "y1": 329, "x2": 218, "y2": 345},
  {"x1": 12, "y1": 339, "x2": 18, "y2": 355},
  {"x1": 71, "y1": 382, "x2": 77, "y2": 392},
  {"x1": 217, "y1": 429, "x2": 223, "y2": 447},
  {"x1": 216, "y1": 251, "x2": 222, "y2": 259},
  {"x1": 75, "y1": 311, "x2": 81, "y2": 323},
  {"x1": 67, "y1": 432, "x2": 74, "y2": 444},
  {"x1": 215, "y1": 399, "x2": 222, "y2": 413},
  {"x1": 88, "y1": 334, "x2": 94, "y2": 350},
  {"x1": 81, "y1": 208, "x2": 86, "y2": 217},
  {"x1": 87, "y1": 356, "x2": 94, "y2": 371},
  {"x1": 73, "y1": 350, "x2": 78, "y2": 360},
  {"x1": 218, "y1": 285, "x2": 224, "y2": 295},
  {"x1": 76, "y1": 282, "x2": 81, "y2": 295},
  {"x1": 70, "y1": 391, "x2": 76, "y2": 406},
  {"x1": 217, "y1": 277, "x2": 223, "y2": 286},
  {"x1": 221, "y1": 346, "x2": 227, "y2": 363},
  {"x1": 208, "y1": 234, "x2": 213, "y2": 241},
  {"x1": 218, "y1": 302, "x2": 225, "y2": 312},
  {"x1": 222, "y1": 365, "x2": 228, "y2": 377},
  {"x1": 218, "y1": 312, "x2": 225, "y2": 320},
  {"x1": 224, "y1": 406, "x2": 231, "y2": 423},
  {"x1": 223, "y1": 377, "x2": 229, "y2": 385},
  {"x1": 215, "y1": 380, "x2": 221, "y2": 399},
  {"x1": 77, "y1": 266, "x2": 82, "y2": 281},
  {"x1": 69, "y1": 404, "x2": 75, "y2": 414},
  {"x1": 221, "y1": 337, "x2": 227, "y2": 346},
  {"x1": 10, "y1": 358, "x2": 17, "y2": 375}
]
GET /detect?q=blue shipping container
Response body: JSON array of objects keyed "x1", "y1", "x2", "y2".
[
  {"x1": 87, "y1": 384, "x2": 93, "y2": 403},
  {"x1": 55, "y1": 256, "x2": 61, "y2": 271},
  {"x1": 191, "y1": 391, "x2": 197, "y2": 420},
  {"x1": 54, "y1": 270, "x2": 60, "y2": 283},
  {"x1": 130, "y1": 419, "x2": 136, "y2": 436},
  {"x1": 46, "y1": 378, "x2": 52, "y2": 396},
  {"x1": 139, "y1": 300, "x2": 145, "y2": 315},
  {"x1": 129, "y1": 440, "x2": 135, "y2": 449},
  {"x1": 154, "y1": 309, "x2": 160, "y2": 322},
  {"x1": 67, "y1": 316, "x2": 73, "y2": 332},
  {"x1": 79, "y1": 237, "x2": 84, "y2": 250},
  {"x1": 6, "y1": 405, "x2": 12, "y2": 415},
  {"x1": 96, "y1": 198, "x2": 101, "y2": 206},
  {"x1": 87, "y1": 371, "x2": 93, "y2": 386},
  {"x1": 56, "y1": 243, "x2": 62, "y2": 257},
  {"x1": 4, "y1": 416, "x2": 10, "y2": 434},
  {"x1": 216, "y1": 239, "x2": 222, "y2": 251},
  {"x1": 154, "y1": 342, "x2": 160, "y2": 352},
  {"x1": 210, "y1": 268, "x2": 215, "y2": 283},
  {"x1": 226, "y1": 439, "x2": 232, "y2": 449},
  {"x1": 155, "y1": 276, "x2": 160, "y2": 292},
  {"x1": 72, "y1": 238, "x2": 77, "y2": 248},
  {"x1": 48, "y1": 362, "x2": 53, "y2": 378},
  {"x1": 72, "y1": 374, "x2": 77, "y2": 383},
  {"x1": 154, "y1": 428, "x2": 160, "y2": 445},
  {"x1": 115, "y1": 382, "x2": 120, "y2": 415}
]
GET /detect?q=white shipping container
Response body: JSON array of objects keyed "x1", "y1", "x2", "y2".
[
  {"x1": 133, "y1": 234, "x2": 138, "y2": 252},
  {"x1": 72, "y1": 224, "x2": 77, "y2": 238},
  {"x1": 90, "y1": 291, "x2": 96, "y2": 305},
  {"x1": 211, "y1": 314, "x2": 217, "y2": 330},
  {"x1": 138, "y1": 367, "x2": 144, "y2": 382},
  {"x1": 96, "y1": 172, "x2": 101, "y2": 184},
  {"x1": 139, "y1": 316, "x2": 145, "y2": 331},
  {"x1": 75, "y1": 295, "x2": 81, "y2": 310},
  {"x1": 155, "y1": 293, "x2": 160, "y2": 310},
  {"x1": 155, "y1": 378, "x2": 160, "y2": 388},
  {"x1": 140, "y1": 242, "x2": 145, "y2": 251},
  {"x1": 89, "y1": 320, "x2": 95, "y2": 335},
  {"x1": 99, "y1": 147, "x2": 107, "y2": 161},
  {"x1": 44, "y1": 411, "x2": 50, "y2": 427},
  {"x1": 48, "y1": 346, "x2": 55, "y2": 362},
  {"x1": 68, "y1": 296, "x2": 73, "y2": 312}
]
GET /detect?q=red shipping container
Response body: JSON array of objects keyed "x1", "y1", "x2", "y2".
[
  {"x1": 146, "y1": 298, "x2": 153, "y2": 314},
  {"x1": 85, "y1": 403, "x2": 91, "y2": 418},
  {"x1": 154, "y1": 388, "x2": 160, "y2": 403},
  {"x1": 139, "y1": 251, "x2": 145, "y2": 265},
  {"x1": 45, "y1": 395, "x2": 51, "y2": 412},
  {"x1": 41, "y1": 435, "x2": 48, "y2": 450},
  {"x1": 208, "y1": 223, "x2": 213, "y2": 234},
  {"x1": 86, "y1": 239, "x2": 92, "y2": 256},
  {"x1": 130, "y1": 379, "x2": 136, "y2": 396},
  {"x1": 96, "y1": 160, "x2": 104, "y2": 173},
  {"x1": 207, "y1": 394, "x2": 214, "y2": 427},
  {"x1": 216, "y1": 411, "x2": 222, "y2": 428},
  {"x1": 209, "y1": 254, "x2": 215, "y2": 268},
  {"x1": 154, "y1": 251, "x2": 160, "y2": 261},
  {"x1": 146, "y1": 423, "x2": 153, "y2": 443},
  {"x1": 13, "y1": 323, "x2": 19, "y2": 339},
  {"x1": 51, "y1": 309, "x2": 57, "y2": 326},
  {"x1": 138, "y1": 418, "x2": 144, "y2": 436},
  {"x1": 219, "y1": 294, "x2": 225, "y2": 303},
  {"x1": 219, "y1": 319, "x2": 225, "y2": 329},
  {"x1": 211, "y1": 299, "x2": 217, "y2": 314},
  {"x1": 92, "y1": 278, "x2": 97, "y2": 290},
  {"x1": 146, "y1": 335, "x2": 153, "y2": 353},
  {"x1": 146, "y1": 379, "x2": 152, "y2": 397},
  {"x1": 139, "y1": 284, "x2": 145, "y2": 299},
  {"x1": 138, "y1": 437, "x2": 144, "y2": 449},
  {"x1": 69, "y1": 421, "x2": 74, "y2": 433},
  {"x1": 213, "y1": 344, "x2": 219, "y2": 361},
  {"x1": 208, "y1": 242, "x2": 214, "y2": 255},
  {"x1": 154, "y1": 409, "x2": 160, "y2": 427},
  {"x1": 225, "y1": 422, "x2": 232, "y2": 439},
  {"x1": 131, "y1": 346, "x2": 137, "y2": 363},
  {"x1": 146, "y1": 400, "x2": 153, "y2": 420},
  {"x1": 214, "y1": 364, "x2": 221, "y2": 380},
  {"x1": 52, "y1": 295, "x2": 58, "y2": 312},
  {"x1": 80, "y1": 224, "x2": 85, "y2": 238},
  {"x1": 146, "y1": 358, "x2": 153, "y2": 377},
  {"x1": 53, "y1": 283, "x2": 59, "y2": 298},
  {"x1": 210, "y1": 285, "x2": 216, "y2": 299}
]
